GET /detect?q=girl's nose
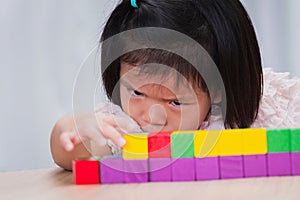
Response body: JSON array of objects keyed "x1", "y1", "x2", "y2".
[{"x1": 143, "y1": 104, "x2": 167, "y2": 126}]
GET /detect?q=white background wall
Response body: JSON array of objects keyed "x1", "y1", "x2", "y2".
[{"x1": 1, "y1": 0, "x2": 299, "y2": 172}]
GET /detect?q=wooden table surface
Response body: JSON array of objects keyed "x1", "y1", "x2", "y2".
[{"x1": 1, "y1": 168, "x2": 300, "y2": 200}]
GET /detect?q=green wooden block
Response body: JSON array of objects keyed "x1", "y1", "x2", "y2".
[
  {"x1": 291, "y1": 129, "x2": 300, "y2": 152},
  {"x1": 171, "y1": 132, "x2": 194, "y2": 158},
  {"x1": 267, "y1": 129, "x2": 291, "y2": 153}
]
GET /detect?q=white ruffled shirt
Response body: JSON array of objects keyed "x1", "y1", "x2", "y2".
[
  {"x1": 206, "y1": 68, "x2": 300, "y2": 130},
  {"x1": 95, "y1": 68, "x2": 300, "y2": 154}
]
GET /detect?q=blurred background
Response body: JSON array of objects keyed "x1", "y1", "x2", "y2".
[{"x1": 0, "y1": 0, "x2": 299, "y2": 171}]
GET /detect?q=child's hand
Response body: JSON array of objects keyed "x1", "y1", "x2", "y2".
[{"x1": 59, "y1": 113, "x2": 141, "y2": 152}]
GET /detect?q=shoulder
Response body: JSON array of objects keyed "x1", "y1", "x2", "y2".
[{"x1": 252, "y1": 68, "x2": 300, "y2": 128}]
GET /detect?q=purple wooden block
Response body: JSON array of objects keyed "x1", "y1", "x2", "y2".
[
  {"x1": 291, "y1": 152, "x2": 300, "y2": 175},
  {"x1": 149, "y1": 158, "x2": 172, "y2": 182},
  {"x1": 100, "y1": 156, "x2": 124, "y2": 184},
  {"x1": 267, "y1": 153, "x2": 291, "y2": 176},
  {"x1": 220, "y1": 156, "x2": 244, "y2": 179},
  {"x1": 195, "y1": 157, "x2": 219, "y2": 180},
  {"x1": 243, "y1": 154, "x2": 267, "y2": 177},
  {"x1": 123, "y1": 160, "x2": 148, "y2": 183},
  {"x1": 171, "y1": 158, "x2": 195, "y2": 182}
]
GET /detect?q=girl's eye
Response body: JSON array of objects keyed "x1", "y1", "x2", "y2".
[
  {"x1": 170, "y1": 101, "x2": 183, "y2": 107},
  {"x1": 130, "y1": 90, "x2": 144, "y2": 97}
]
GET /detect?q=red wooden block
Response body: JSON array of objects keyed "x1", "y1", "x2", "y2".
[
  {"x1": 72, "y1": 158, "x2": 100, "y2": 185},
  {"x1": 148, "y1": 132, "x2": 172, "y2": 158}
]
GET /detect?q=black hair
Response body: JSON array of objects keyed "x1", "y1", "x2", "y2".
[{"x1": 100, "y1": 0, "x2": 263, "y2": 129}]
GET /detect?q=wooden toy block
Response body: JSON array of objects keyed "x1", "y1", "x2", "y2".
[
  {"x1": 72, "y1": 157, "x2": 101, "y2": 185},
  {"x1": 291, "y1": 152, "x2": 300, "y2": 175},
  {"x1": 291, "y1": 129, "x2": 300, "y2": 175},
  {"x1": 291, "y1": 129, "x2": 300, "y2": 152},
  {"x1": 72, "y1": 128, "x2": 300, "y2": 185},
  {"x1": 242, "y1": 128, "x2": 267, "y2": 155},
  {"x1": 219, "y1": 129, "x2": 243, "y2": 156},
  {"x1": 100, "y1": 156, "x2": 124, "y2": 184},
  {"x1": 219, "y1": 156, "x2": 244, "y2": 179},
  {"x1": 123, "y1": 133, "x2": 148, "y2": 160},
  {"x1": 195, "y1": 156, "x2": 220, "y2": 180},
  {"x1": 243, "y1": 154, "x2": 267, "y2": 177},
  {"x1": 267, "y1": 153, "x2": 291, "y2": 176},
  {"x1": 123, "y1": 159, "x2": 148, "y2": 183},
  {"x1": 171, "y1": 131, "x2": 195, "y2": 158},
  {"x1": 148, "y1": 132, "x2": 172, "y2": 158},
  {"x1": 267, "y1": 129, "x2": 291, "y2": 153},
  {"x1": 171, "y1": 158, "x2": 195, "y2": 181},
  {"x1": 195, "y1": 130, "x2": 221, "y2": 157},
  {"x1": 149, "y1": 158, "x2": 172, "y2": 182}
]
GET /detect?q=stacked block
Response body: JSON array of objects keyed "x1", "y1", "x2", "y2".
[
  {"x1": 149, "y1": 158, "x2": 172, "y2": 182},
  {"x1": 100, "y1": 156, "x2": 124, "y2": 184},
  {"x1": 291, "y1": 129, "x2": 300, "y2": 175},
  {"x1": 123, "y1": 133, "x2": 148, "y2": 160},
  {"x1": 267, "y1": 129, "x2": 291, "y2": 176},
  {"x1": 73, "y1": 128, "x2": 300, "y2": 184},
  {"x1": 72, "y1": 157, "x2": 101, "y2": 184},
  {"x1": 148, "y1": 132, "x2": 172, "y2": 158}
]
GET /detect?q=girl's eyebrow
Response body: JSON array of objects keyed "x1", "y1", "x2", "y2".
[
  {"x1": 162, "y1": 96, "x2": 196, "y2": 102},
  {"x1": 121, "y1": 78, "x2": 197, "y2": 102},
  {"x1": 120, "y1": 79, "x2": 134, "y2": 88}
]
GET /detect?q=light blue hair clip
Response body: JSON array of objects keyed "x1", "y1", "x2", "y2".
[{"x1": 131, "y1": 0, "x2": 138, "y2": 8}]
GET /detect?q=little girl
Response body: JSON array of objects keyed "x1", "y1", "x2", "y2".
[{"x1": 50, "y1": 0, "x2": 300, "y2": 170}]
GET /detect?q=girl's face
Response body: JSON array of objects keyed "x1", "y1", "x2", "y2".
[{"x1": 119, "y1": 62, "x2": 211, "y2": 132}]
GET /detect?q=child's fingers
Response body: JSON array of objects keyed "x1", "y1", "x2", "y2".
[
  {"x1": 87, "y1": 128, "x2": 108, "y2": 147},
  {"x1": 60, "y1": 131, "x2": 78, "y2": 152},
  {"x1": 99, "y1": 115, "x2": 140, "y2": 133},
  {"x1": 71, "y1": 133, "x2": 82, "y2": 146},
  {"x1": 98, "y1": 123, "x2": 126, "y2": 147}
]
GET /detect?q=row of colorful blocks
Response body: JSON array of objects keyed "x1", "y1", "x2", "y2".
[
  {"x1": 123, "y1": 128, "x2": 300, "y2": 160},
  {"x1": 73, "y1": 152, "x2": 300, "y2": 184}
]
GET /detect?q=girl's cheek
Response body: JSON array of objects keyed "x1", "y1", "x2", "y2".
[{"x1": 126, "y1": 99, "x2": 139, "y2": 118}]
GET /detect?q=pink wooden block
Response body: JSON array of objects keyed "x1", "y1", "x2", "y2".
[
  {"x1": 123, "y1": 160, "x2": 148, "y2": 183},
  {"x1": 291, "y1": 152, "x2": 300, "y2": 175},
  {"x1": 243, "y1": 154, "x2": 267, "y2": 177},
  {"x1": 100, "y1": 156, "x2": 124, "y2": 184},
  {"x1": 149, "y1": 158, "x2": 172, "y2": 182},
  {"x1": 220, "y1": 156, "x2": 244, "y2": 179},
  {"x1": 195, "y1": 157, "x2": 219, "y2": 180},
  {"x1": 171, "y1": 158, "x2": 195, "y2": 182},
  {"x1": 267, "y1": 153, "x2": 291, "y2": 176}
]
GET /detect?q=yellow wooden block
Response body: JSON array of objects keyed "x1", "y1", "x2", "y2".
[
  {"x1": 242, "y1": 128, "x2": 267, "y2": 155},
  {"x1": 123, "y1": 134, "x2": 148, "y2": 160},
  {"x1": 218, "y1": 129, "x2": 243, "y2": 156},
  {"x1": 194, "y1": 130, "x2": 221, "y2": 157}
]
